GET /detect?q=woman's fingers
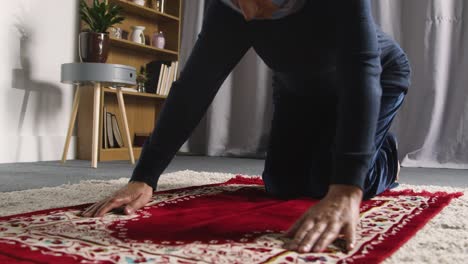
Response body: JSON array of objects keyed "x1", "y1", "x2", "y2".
[
  {"x1": 343, "y1": 223, "x2": 357, "y2": 251},
  {"x1": 82, "y1": 199, "x2": 107, "y2": 217},
  {"x1": 310, "y1": 223, "x2": 341, "y2": 252},
  {"x1": 80, "y1": 182, "x2": 154, "y2": 218},
  {"x1": 285, "y1": 213, "x2": 306, "y2": 238},
  {"x1": 95, "y1": 196, "x2": 133, "y2": 217},
  {"x1": 124, "y1": 193, "x2": 151, "y2": 215},
  {"x1": 296, "y1": 222, "x2": 327, "y2": 253}
]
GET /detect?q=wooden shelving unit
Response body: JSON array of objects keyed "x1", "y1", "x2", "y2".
[
  {"x1": 108, "y1": 0, "x2": 180, "y2": 22},
  {"x1": 103, "y1": 87, "x2": 168, "y2": 99},
  {"x1": 109, "y1": 37, "x2": 178, "y2": 59},
  {"x1": 77, "y1": 0, "x2": 182, "y2": 161}
]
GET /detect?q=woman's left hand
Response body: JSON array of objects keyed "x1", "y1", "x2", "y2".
[{"x1": 284, "y1": 185, "x2": 362, "y2": 253}]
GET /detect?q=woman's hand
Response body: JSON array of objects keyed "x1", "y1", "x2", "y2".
[
  {"x1": 284, "y1": 185, "x2": 362, "y2": 253},
  {"x1": 82, "y1": 181, "x2": 153, "y2": 217}
]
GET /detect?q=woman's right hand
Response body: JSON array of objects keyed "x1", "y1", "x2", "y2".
[{"x1": 82, "y1": 181, "x2": 153, "y2": 217}]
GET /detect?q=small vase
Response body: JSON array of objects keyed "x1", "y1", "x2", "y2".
[
  {"x1": 137, "y1": 82, "x2": 146, "y2": 93},
  {"x1": 132, "y1": 0, "x2": 146, "y2": 6},
  {"x1": 130, "y1": 26, "x2": 146, "y2": 45},
  {"x1": 109, "y1": 27, "x2": 122, "y2": 39},
  {"x1": 150, "y1": 0, "x2": 161, "y2": 11},
  {"x1": 78, "y1": 32, "x2": 109, "y2": 63},
  {"x1": 151, "y1": 31, "x2": 165, "y2": 49}
]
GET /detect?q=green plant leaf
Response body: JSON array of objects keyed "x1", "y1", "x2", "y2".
[{"x1": 79, "y1": 0, "x2": 125, "y2": 33}]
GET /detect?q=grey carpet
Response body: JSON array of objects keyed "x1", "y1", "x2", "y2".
[{"x1": 0, "y1": 155, "x2": 467, "y2": 192}]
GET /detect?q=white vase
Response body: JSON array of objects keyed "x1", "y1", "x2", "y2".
[
  {"x1": 130, "y1": 26, "x2": 146, "y2": 45},
  {"x1": 132, "y1": 0, "x2": 146, "y2": 6}
]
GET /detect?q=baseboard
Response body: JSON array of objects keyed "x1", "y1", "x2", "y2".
[{"x1": 0, "y1": 135, "x2": 76, "y2": 164}]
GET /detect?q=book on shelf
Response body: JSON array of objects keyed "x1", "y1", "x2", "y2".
[
  {"x1": 111, "y1": 114, "x2": 124, "y2": 148},
  {"x1": 161, "y1": 0, "x2": 165, "y2": 13},
  {"x1": 157, "y1": 64, "x2": 168, "y2": 95},
  {"x1": 103, "y1": 110, "x2": 124, "y2": 149},
  {"x1": 152, "y1": 60, "x2": 179, "y2": 96},
  {"x1": 103, "y1": 106, "x2": 108, "y2": 149},
  {"x1": 107, "y1": 86, "x2": 138, "y2": 93},
  {"x1": 173, "y1": 61, "x2": 179, "y2": 82},
  {"x1": 168, "y1": 62, "x2": 177, "y2": 95},
  {"x1": 146, "y1": 60, "x2": 171, "y2": 94},
  {"x1": 164, "y1": 64, "x2": 171, "y2": 95},
  {"x1": 134, "y1": 132, "x2": 151, "y2": 147},
  {"x1": 106, "y1": 111, "x2": 115, "y2": 148},
  {"x1": 156, "y1": 64, "x2": 165, "y2": 94},
  {"x1": 144, "y1": 60, "x2": 180, "y2": 96}
]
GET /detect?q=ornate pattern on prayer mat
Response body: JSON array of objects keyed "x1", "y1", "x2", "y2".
[{"x1": 0, "y1": 176, "x2": 463, "y2": 264}]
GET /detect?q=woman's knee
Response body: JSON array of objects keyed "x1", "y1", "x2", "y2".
[
  {"x1": 262, "y1": 171, "x2": 329, "y2": 200},
  {"x1": 363, "y1": 135, "x2": 399, "y2": 200},
  {"x1": 262, "y1": 171, "x2": 304, "y2": 199}
]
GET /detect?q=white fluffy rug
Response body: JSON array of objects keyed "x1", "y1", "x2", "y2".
[{"x1": 0, "y1": 170, "x2": 466, "y2": 264}]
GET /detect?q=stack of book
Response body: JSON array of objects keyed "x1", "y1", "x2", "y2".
[
  {"x1": 102, "y1": 107, "x2": 124, "y2": 149},
  {"x1": 145, "y1": 60, "x2": 179, "y2": 96}
]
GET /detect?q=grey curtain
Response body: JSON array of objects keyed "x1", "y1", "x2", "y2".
[
  {"x1": 373, "y1": 0, "x2": 468, "y2": 168},
  {"x1": 179, "y1": 0, "x2": 468, "y2": 169},
  {"x1": 179, "y1": 0, "x2": 273, "y2": 158}
]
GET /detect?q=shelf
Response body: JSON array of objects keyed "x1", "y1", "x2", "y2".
[
  {"x1": 77, "y1": 0, "x2": 181, "y2": 162},
  {"x1": 101, "y1": 147, "x2": 142, "y2": 152},
  {"x1": 109, "y1": 0, "x2": 179, "y2": 22},
  {"x1": 110, "y1": 37, "x2": 178, "y2": 57},
  {"x1": 100, "y1": 147, "x2": 143, "y2": 161},
  {"x1": 103, "y1": 87, "x2": 167, "y2": 99}
]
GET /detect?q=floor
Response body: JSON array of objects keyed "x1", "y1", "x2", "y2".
[{"x1": 0, "y1": 155, "x2": 467, "y2": 192}]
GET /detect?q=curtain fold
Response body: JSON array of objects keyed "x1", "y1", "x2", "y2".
[
  {"x1": 374, "y1": 0, "x2": 468, "y2": 168},
  {"x1": 179, "y1": 0, "x2": 468, "y2": 169},
  {"x1": 179, "y1": 0, "x2": 273, "y2": 158}
]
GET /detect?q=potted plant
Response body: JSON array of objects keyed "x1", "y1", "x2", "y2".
[{"x1": 79, "y1": 0, "x2": 125, "y2": 63}]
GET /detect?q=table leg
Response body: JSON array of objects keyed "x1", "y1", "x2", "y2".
[
  {"x1": 61, "y1": 86, "x2": 81, "y2": 163},
  {"x1": 116, "y1": 88, "x2": 135, "y2": 164},
  {"x1": 91, "y1": 82, "x2": 101, "y2": 168}
]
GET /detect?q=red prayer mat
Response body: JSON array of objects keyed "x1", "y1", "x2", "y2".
[{"x1": 0, "y1": 176, "x2": 463, "y2": 264}]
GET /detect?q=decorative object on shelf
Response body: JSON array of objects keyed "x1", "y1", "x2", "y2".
[
  {"x1": 151, "y1": 31, "x2": 166, "y2": 49},
  {"x1": 160, "y1": 0, "x2": 166, "y2": 13},
  {"x1": 145, "y1": 60, "x2": 170, "y2": 94},
  {"x1": 109, "y1": 27, "x2": 122, "y2": 39},
  {"x1": 132, "y1": 0, "x2": 146, "y2": 7},
  {"x1": 130, "y1": 26, "x2": 146, "y2": 45},
  {"x1": 121, "y1": 30, "x2": 129, "y2": 40},
  {"x1": 134, "y1": 132, "x2": 151, "y2": 147},
  {"x1": 74, "y1": 0, "x2": 181, "y2": 163},
  {"x1": 137, "y1": 66, "x2": 149, "y2": 92},
  {"x1": 79, "y1": 0, "x2": 125, "y2": 63},
  {"x1": 149, "y1": 0, "x2": 161, "y2": 11}
]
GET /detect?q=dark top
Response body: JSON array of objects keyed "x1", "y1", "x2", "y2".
[{"x1": 130, "y1": 0, "x2": 409, "y2": 191}]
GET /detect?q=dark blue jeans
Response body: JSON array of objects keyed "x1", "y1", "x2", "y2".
[{"x1": 262, "y1": 69, "x2": 409, "y2": 200}]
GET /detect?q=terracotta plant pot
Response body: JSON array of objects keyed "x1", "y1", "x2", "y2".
[{"x1": 79, "y1": 32, "x2": 110, "y2": 63}]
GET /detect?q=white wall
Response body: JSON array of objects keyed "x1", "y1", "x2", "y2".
[{"x1": 0, "y1": 0, "x2": 78, "y2": 163}]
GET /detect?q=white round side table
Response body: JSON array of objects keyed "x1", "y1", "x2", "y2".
[{"x1": 61, "y1": 63, "x2": 137, "y2": 168}]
